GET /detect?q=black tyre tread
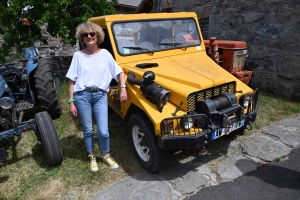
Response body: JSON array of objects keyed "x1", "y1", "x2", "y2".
[
  {"x1": 35, "y1": 111, "x2": 63, "y2": 166},
  {"x1": 33, "y1": 58, "x2": 62, "y2": 119},
  {"x1": 129, "y1": 112, "x2": 170, "y2": 173}
]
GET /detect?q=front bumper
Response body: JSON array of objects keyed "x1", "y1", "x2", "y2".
[
  {"x1": 158, "y1": 118, "x2": 244, "y2": 149},
  {"x1": 158, "y1": 88, "x2": 259, "y2": 150}
]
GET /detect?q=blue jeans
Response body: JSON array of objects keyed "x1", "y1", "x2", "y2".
[{"x1": 74, "y1": 90, "x2": 110, "y2": 153}]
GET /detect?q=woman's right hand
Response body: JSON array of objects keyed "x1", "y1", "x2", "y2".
[{"x1": 69, "y1": 103, "x2": 78, "y2": 117}]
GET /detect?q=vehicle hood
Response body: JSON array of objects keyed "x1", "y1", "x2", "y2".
[
  {"x1": 122, "y1": 51, "x2": 248, "y2": 111},
  {"x1": 123, "y1": 51, "x2": 239, "y2": 91}
]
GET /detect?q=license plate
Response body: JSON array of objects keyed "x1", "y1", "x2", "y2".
[{"x1": 212, "y1": 120, "x2": 245, "y2": 140}]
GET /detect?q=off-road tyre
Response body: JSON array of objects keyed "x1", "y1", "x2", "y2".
[
  {"x1": 35, "y1": 111, "x2": 63, "y2": 166},
  {"x1": 33, "y1": 58, "x2": 62, "y2": 119},
  {"x1": 129, "y1": 112, "x2": 170, "y2": 173}
]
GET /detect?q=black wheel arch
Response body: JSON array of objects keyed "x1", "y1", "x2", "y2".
[{"x1": 124, "y1": 103, "x2": 144, "y2": 121}]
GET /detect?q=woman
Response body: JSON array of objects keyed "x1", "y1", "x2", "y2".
[{"x1": 66, "y1": 21, "x2": 127, "y2": 172}]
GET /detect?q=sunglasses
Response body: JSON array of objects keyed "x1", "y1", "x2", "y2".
[{"x1": 82, "y1": 32, "x2": 96, "y2": 38}]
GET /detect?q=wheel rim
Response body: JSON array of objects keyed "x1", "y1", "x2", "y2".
[{"x1": 132, "y1": 126, "x2": 150, "y2": 162}]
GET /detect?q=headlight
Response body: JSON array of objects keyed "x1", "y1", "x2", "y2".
[
  {"x1": 213, "y1": 46, "x2": 218, "y2": 52},
  {"x1": 163, "y1": 119, "x2": 174, "y2": 133},
  {"x1": 0, "y1": 97, "x2": 14, "y2": 109},
  {"x1": 180, "y1": 116, "x2": 193, "y2": 131},
  {"x1": 214, "y1": 54, "x2": 219, "y2": 62},
  {"x1": 243, "y1": 99, "x2": 249, "y2": 107},
  {"x1": 239, "y1": 93, "x2": 251, "y2": 108}
]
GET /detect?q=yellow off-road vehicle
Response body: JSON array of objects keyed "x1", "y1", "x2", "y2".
[{"x1": 89, "y1": 12, "x2": 259, "y2": 173}]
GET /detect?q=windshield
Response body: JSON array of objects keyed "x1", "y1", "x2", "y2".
[{"x1": 112, "y1": 18, "x2": 201, "y2": 55}]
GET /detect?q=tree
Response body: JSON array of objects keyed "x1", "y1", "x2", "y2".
[{"x1": 0, "y1": 0, "x2": 118, "y2": 62}]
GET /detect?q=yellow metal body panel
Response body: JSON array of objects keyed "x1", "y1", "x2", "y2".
[{"x1": 89, "y1": 12, "x2": 255, "y2": 136}]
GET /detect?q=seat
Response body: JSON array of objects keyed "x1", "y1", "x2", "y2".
[
  {"x1": 160, "y1": 38, "x2": 172, "y2": 49},
  {"x1": 139, "y1": 41, "x2": 154, "y2": 51}
]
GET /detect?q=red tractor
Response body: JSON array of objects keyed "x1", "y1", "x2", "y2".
[{"x1": 204, "y1": 37, "x2": 253, "y2": 86}]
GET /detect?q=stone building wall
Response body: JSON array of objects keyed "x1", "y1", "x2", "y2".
[
  {"x1": 36, "y1": 24, "x2": 78, "y2": 82},
  {"x1": 0, "y1": 6, "x2": 135, "y2": 82},
  {"x1": 157, "y1": 0, "x2": 300, "y2": 97},
  {"x1": 0, "y1": 23, "x2": 78, "y2": 82},
  {"x1": 2, "y1": 0, "x2": 300, "y2": 96}
]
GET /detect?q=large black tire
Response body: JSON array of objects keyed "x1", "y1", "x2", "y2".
[
  {"x1": 129, "y1": 112, "x2": 170, "y2": 173},
  {"x1": 33, "y1": 58, "x2": 62, "y2": 119},
  {"x1": 35, "y1": 111, "x2": 63, "y2": 166}
]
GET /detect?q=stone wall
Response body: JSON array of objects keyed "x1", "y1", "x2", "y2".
[
  {"x1": 36, "y1": 24, "x2": 78, "y2": 82},
  {"x1": 0, "y1": 24, "x2": 78, "y2": 82},
  {"x1": 2, "y1": 0, "x2": 300, "y2": 96},
  {"x1": 0, "y1": 6, "x2": 134, "y2": 82},
  {"x1": 158, "y1": 0, "x2": 300, "y2": 97}
]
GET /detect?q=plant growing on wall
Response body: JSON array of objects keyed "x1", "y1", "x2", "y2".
[{"x1": 0, "y1": 0, "x2": 118, "y2": 63}]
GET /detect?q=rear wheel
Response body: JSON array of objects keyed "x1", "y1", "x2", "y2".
[
  {"x1": 35, "y1": 111, "x2": 63, "y2": 166},
  {"x1": 129, "y1": 112, "x2": 170, "y2": 173},
  {"x1": 33, "y1": 58, "x2": 62, "y2": 119}
]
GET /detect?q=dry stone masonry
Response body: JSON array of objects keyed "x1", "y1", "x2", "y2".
[
  {"x1": 35, "y1": 24, "x2": 78, "y2": 82},
  {"x1": 158, "y1": 0, "x2": 300, "y2": 97},
  {"x1": 0, "y1": 24, "x2": 78, "y2": 82},
  {"x1": 2, "y1": 0, "x2": 299, "y2": 96}
]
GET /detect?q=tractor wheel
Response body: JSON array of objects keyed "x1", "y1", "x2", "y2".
[
  {"x1": 129, "y1": 112, "x2": 170, "y2": 173},
  {"x1": 33, "y1": 58, "x2": 62, "y2": 119},
  {"x1": 35, "y1": 111, "x2": 63, "y2": 166}
]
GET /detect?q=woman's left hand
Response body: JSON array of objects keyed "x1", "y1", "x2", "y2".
[{"x1": 120, "y1": 88, "x2": 127, "y2": 103}]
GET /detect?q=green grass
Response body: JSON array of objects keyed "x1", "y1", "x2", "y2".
[
  {"x1": 275, "y1": 157, "x2": 282, "y2": 162},
  {"x1": 0, "y1": 83, "x2": 300, "y2": 199},
  {"x1": 0, "y1": 82, "x2": 143, "y2": 199},
  {"x1": 249, "y1": 89, "x2": 300, "y2": 132}
]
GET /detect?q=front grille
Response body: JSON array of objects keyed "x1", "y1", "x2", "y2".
[{"x1": 187, "y1": 81, "x2": 236, "y2": 112}]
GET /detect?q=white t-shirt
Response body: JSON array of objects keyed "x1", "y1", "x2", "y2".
[{"x1": 66, "y1": 49, "x2": 123, "y2": 92}]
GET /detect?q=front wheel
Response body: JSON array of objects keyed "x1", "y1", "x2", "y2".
[
  {"x1": 129, "y1": 112, "x2": 170, "y2": 173},
  {"x1": 35, "y1": 111, "x2": 63, "y2": 166}
]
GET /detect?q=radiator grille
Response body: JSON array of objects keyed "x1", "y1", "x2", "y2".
[{"x1": 187, "y1": 82, "x2": 236, "y2": 112}]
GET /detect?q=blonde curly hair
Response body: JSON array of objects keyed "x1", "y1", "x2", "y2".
[{"x1": 76, "y1": 21, "x2": 105, "y2": 48}]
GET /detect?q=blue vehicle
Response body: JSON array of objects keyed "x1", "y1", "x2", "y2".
[{"x1": 0, "y1": 18, "x2": 63, "y2": 166}]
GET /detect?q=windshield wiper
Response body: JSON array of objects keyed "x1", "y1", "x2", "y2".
[
  {"x1": 158, "y1": 42, "x2": 187, "y2": 51},
  {"x1": 158, "y1": 42, "x2": 182, "y2": 46},
  {"x1": 123, "y1": 46, "x2": 154, "y2": 55}
]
